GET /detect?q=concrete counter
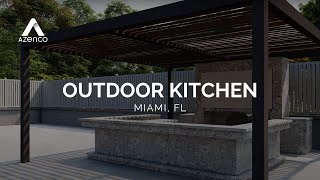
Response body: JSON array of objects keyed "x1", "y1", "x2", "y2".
[{"x1": 81, "y1": 115, "x2": 291, "y2": 179}]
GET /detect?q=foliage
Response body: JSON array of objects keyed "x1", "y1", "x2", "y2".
[
  {"x1": 104, "y1": 0, "x2": 135, "y2": 19},
  {"x1": 97, "y1": 0, "x2": 158, "y2": 77},
  {"x1": 298, "y1": 0, "x2": 320, "y2": 62},
  {"x1": 0, "y1": 0, "x2": 182, "y2": 80},
  {"x1": 299, "y1": 0, "x2": 320, "y2": 28},
  {"x1": 0, "y1": 25, "x2": 19, "y2": 78},
  {"x1": 0, "y1": 0, "x2": 76, "y2": 79},
  {"x1": 62, "y1": 0, "x2": 97, "y2": 25}
]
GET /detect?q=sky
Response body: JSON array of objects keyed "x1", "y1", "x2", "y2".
[{"x1": 68, "y1": 0, "x2": 311, "y2": 13}]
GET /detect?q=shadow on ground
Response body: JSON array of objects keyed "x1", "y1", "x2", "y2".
[
  {"x1": 0, "y1": 149, "x2": 189, "y2": 180},
  {"x1": 269, "y1": 150, "x2": 320, "y2": 180},
  {"x1": 1, "y1": 148, "x2": 320, "y2": 179}
]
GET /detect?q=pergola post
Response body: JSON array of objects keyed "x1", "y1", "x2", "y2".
[
  {"x1": 167, "y1": 67, "x2": 174, "y2": 119},
  {"x1": 252, "y1": 0, "x2": 269, "y2": 179},
  {"x1": 20, "y1": 44, "x2": 30, "y2": 163}
]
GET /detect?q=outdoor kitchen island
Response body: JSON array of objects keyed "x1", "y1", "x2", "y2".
[{"x1": 81, "y1": 114, "x2": 291, "y2": 180}]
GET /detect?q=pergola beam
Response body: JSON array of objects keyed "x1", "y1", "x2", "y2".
[{"x1": 167, "y1": 67, "x2": 174, "y2": 119}]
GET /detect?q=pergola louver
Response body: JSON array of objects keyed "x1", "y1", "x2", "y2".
[
  {"x1": 20, "y1": 0, "x2": 320, "y2": 179},
  {"x1": 24, "y1": 0, "x2": 320, "y2": 67}
]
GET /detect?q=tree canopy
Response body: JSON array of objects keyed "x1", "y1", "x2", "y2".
[
  {"x1": 104, "y1": 0, "x2": 135, "y2": 18},
  {"x1": 0, "y1": 0, "x2": 165, "y2": 80},
  {"x1": 62, "y1": 0, "x2": 97, "y2": 25},
  {"x1": 300, "y1": 0, "x2": 320, "y2": 28},
  {"x1": 299, "y1": 0, "x2": 320, "y2": 61}
]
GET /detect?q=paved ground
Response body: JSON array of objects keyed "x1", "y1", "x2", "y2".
[
  {"x1": 0, "y1": 125, "x2": 95, "y2": 163},
  {"x1": 0, "y1": 125, "x2": 320, "y2": 179},
  {"x1": 0, "y1": 125, "x2": 187, "y2": 179},
  {"x1": 0, "y1": 149, "x2": 188, "y2": 180},
  {"x1": 270, "y1": 151, "x2": 320, "y2": 180}
]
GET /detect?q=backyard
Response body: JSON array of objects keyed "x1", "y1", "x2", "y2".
[{"x1": 1, "y1": 0, "x2": 320, "y2": 179}]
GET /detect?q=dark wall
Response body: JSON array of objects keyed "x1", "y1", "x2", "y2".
[
  {"x1": 0, "y1": 107, "x2": 181, "y2": 127},
  {"x1": 0, "y1": 108, "x2": 41, "y2": 126},
  {"x1": 313, "y1": 117, "x2": 320, "y2": 149}
]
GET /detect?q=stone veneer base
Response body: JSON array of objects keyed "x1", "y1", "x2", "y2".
[
  {"x1": 281, "y1": 117, "x2": 312, "y2": 154},
  {"x1": 81, "y1": 115, "x2": 292, "y2": 179}
]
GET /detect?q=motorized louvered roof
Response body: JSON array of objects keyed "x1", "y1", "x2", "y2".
[{"x1": 25, "y1": 0, "x2": 320, "y2": 67}]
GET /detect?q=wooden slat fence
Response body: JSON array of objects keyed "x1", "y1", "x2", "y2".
[{"x1": 289, "y1": 61, "x2": 320, "y2": 115}]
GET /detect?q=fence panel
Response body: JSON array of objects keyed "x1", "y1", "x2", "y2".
[
  {"x1": 4, "y1": 79, "x2": 20, "y2": 107},
  {"x1": 30, "y1": 81, "x2": 43, "y2": 107},
  {"x1": 0, "y1": 79, "x2": 5, "y2": 107},
  {"x1": 0, "y1": 79, "x2": 43, "y2": 108},
  {"x1": 289, "y1": 62, "x2": 320, "y2": 115}
]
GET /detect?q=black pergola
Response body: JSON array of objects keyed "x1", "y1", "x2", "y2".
[{"x1": 20, "y1": 0, "x2": 320, "y2": 179}]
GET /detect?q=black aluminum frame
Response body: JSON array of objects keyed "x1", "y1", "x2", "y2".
[
  {"x1": 167, "y1": 67, "x2": 174, "y2": 119},
  {"x1": 20, "y1": 0, "x2": 320, "y2": 179},
  {"x1": 252, "y1": 0, "x2": 268, "y2": 179},
  {"x1": 20, "y1": 44, "x2": 30, "y2": 163}
]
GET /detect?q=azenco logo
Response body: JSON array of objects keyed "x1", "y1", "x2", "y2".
[{"x1": 18, "y1": 18, "x2": 48, "y2": 43}]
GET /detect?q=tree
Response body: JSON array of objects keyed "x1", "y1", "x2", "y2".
[
  {"x1": 104, "y1": 0, "x2": 135, "y2": 19},
  {"x1": 2, "y1": 0, "x2": 75, "y2": 30},
  {"x1": 89, "y1": 0, "x2": 158, "y2": 76},
  {"x1": 299, "y1": 0, "x2": 320, "y2": 61},
  {"x1": 300, "y1": 0, "x2": 320, "y2": 28},
  {"x1": 0, "y1": 0, "x2": 77, "y2": 79},
  {"x1": 0, "y1": 0, "x2": 166, "y2": 80},
  {"x1": 0, "y1": 23, "x2": 19, "y2": 78},
  {"x1": 62, "y1": 0, "x2": 97, "y2": 25}
]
